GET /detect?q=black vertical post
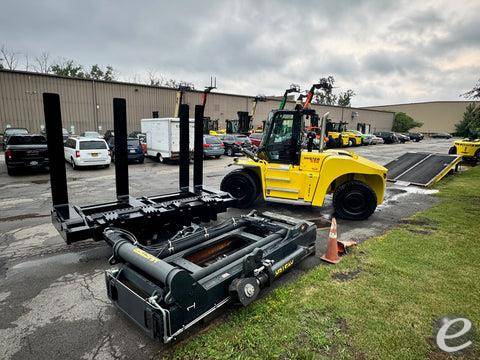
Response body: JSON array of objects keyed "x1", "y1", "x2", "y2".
[
  {"x1": 179, "y1": 104, "x2": 189, "y2": 191},
  {"x1": 194, "y1": 105, "x2": 204, "y2": 190},
  {"x1": 113, "y1": 98, "x2": 129, "y2": 200},
  {"x1": 43, "y1": 93, "x2": 69, "y2": 207}
]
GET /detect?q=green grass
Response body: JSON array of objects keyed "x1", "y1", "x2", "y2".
[{"x1": 169, "y1": 167, "x2": 480, "y2": 360}]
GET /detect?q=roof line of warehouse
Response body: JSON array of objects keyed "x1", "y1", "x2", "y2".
[
  {"x1": 362, "y1": 100, "x2": 479, "y2": 108},
  {"x1": 0, "y1": 69, "x2": 394, "y2": 114}
]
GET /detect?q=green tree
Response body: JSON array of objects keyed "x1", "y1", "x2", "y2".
[
  {"x1": 314, "y1": 76, "x2": 337, "y2": 105},
  {"x1": 455, "y1": 103, "x2": 480, "y2": 137},
  {"x1": 392, "y1": 112, "x2": 423, "y2": 132},
  {"x1": 51, "y1": 59, "x2": 85, "y2": 78},
  {"x1": 462, "y1": 79, "x2": 480, "y2": 99},
  {"x1": 50, "y1": 59, "x2": 116, "y2": 81},
  {"x1": 337, "y1": 89, "x2": 355, "y2": 107}
]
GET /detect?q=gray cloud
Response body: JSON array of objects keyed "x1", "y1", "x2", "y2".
[{"x1": 0, "y1": 0, "x2": 479, "y2": 106}]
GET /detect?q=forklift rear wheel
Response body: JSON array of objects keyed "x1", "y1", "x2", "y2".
[
  {"x1": 333, "y1": 180, "x2": 377, "y2": 220},
  {"x1": 220, "y1": 169, "x2": 259, "y2": 208},
  {"x1": 448, "y1": 146, "x2": 457, "y2": 155}
]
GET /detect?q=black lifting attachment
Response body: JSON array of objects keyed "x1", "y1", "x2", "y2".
[
  {"x1": 103, "y1": 211, "x2": 317, "y2": 343},
  {"x1": 44, "y1": 93, "x2": 234, "y2": 244}
]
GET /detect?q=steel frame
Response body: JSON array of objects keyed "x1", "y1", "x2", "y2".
[{"x1": 43, "y1": 93, "x2": 235, "y2": 244}]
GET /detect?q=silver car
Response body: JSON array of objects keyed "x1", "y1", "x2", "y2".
[{"x1": 203, "y1": 135, "x2": 224, "y2": 158}]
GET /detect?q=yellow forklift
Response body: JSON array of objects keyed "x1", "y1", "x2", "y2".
[
  {"x1": 448, "y1": 137, "x2": 480, "y2": 163},
  {"x1": 325, "y1": 121, "x2": 351, "y2": 148},
  {"x1": 220, "y1": 95, "x2": 387, "y2": 220}
]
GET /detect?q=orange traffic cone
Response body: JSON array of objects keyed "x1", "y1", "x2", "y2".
[{"x1": 321, "y1": 217, "x2": 340, "y2": 264}]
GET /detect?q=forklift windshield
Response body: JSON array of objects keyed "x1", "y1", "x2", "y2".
[
  {"x1": 259, "y1": 111, "x2": 303, "y2": 164},
  {"x1": 327, "y1": 122, "x2": 347, "y2": 132}
]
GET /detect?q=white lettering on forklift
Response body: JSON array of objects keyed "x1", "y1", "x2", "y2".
[{"x1": 436, "y1": 317, "x2": 473, "y2": 353}]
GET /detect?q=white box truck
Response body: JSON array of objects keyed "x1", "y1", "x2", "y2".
[{"x1": 141, "y1": 118, "x2": 195, "y2": 162}]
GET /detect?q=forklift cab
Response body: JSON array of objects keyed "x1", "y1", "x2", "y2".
[{"x1": 258, "y1": 110, "x2": 304, "y2": 165}]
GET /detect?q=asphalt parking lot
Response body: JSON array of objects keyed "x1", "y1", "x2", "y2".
[{"x1": 0, "y1": 139, "x2": 455, "y2": 359}]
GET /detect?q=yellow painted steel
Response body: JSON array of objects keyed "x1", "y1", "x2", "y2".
[
  {"x1": 234, "y1": 149, "x2": 387, "y2": 207},
  {"x1": 452, "y1": 139, "x2": 480, "y2": 159},
  {"x1": 343, "y1": 131, "x2": 362, "y2": 146},
  {"x1": 327, "y1": 131, "x2": 350, "y2": 147}
]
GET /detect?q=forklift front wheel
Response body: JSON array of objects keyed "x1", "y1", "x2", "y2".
[
  {"x1": 448, "y1": 146, "x2": 457, "y2": 155},
  {"x1": 333, "y1": 180, "x2": 377, "y2": 220},
  {"x1": 221, "y1": 170, "x2": 259, "y2": 208}
]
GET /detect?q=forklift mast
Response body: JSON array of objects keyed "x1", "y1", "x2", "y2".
[{"x1": 278, "y1": 84, "x2": 300, "y2": 110}]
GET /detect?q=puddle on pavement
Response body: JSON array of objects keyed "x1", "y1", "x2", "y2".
[
  {"x1": 0, "y1": 213, "x2": 50, "y2": 222},
  {"x1": 306, "y1": 217, "x2": 331, "y2": 229}
]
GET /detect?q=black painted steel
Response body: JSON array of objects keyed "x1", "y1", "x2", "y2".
[
  {"x1": 385, "y1": 152, "x2": 429, "y2": 180},
  {"x1": 194, "y1": 105, "x2": 204, "y2": 190},
  {"x1": 43, "y1": 93, "x2": 69, "y2": 206},
  {"x1": 179, "y1": 104, "x2": 189, "y2": 191},
  {"x1": 104, "y1": 212, "x2": 317, "y2": 343},
  {"x1": 113, "y1": 98, "x2": 129, "y2": 199}
]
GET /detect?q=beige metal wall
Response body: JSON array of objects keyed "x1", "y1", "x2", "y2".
[
  {"x1": 0, "y1": 70, "x2": 393, "y2": 134},
  {"x1": 365, "y1": 101, "x2": 479, "y2": 133}
]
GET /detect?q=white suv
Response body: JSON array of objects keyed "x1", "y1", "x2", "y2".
[{"x1": 64, "y1": 137, "x2": 111, "y2": 169}]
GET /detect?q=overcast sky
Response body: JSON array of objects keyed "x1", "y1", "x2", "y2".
[{"x1": 1, "y1": 0, "x2": 479, "y2": 106}]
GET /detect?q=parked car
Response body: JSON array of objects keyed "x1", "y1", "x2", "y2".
[
  {"x1": 64, "y1": 137, "x2": 111, "y2": 169},
  {"x1": 106, "y1": 137, "x2": 145, "y2": 163},
  {"x1": 407, "y1": 132, "x2": 424, "y2": 142},
  {"x1": 80, "y1": 131, "x2": 103, "y2": 139},
  {"x1": 128, "y1": 131, "x2": 147, "y2": 153},
  {"x1": 249, "y1": 132, "x2": 263, "y2": 147},
  {"x1": 4, "y1": 134, "x2": 49, "y2": 175},
  {"x1": 431, "y1": 132, "x2": 452, "y2": 139},
  {"x1": 203, "y1": 135, "x2": 224, "y2": 159},
  {"x1": 394, "y1": 132, "x2": 411, "y2": 143},
  {"x1": 220, "y1": 134, "x2": 252, "y2": 156},
  {"x1": 374, "y1": 131, "x2": 398, "y2": 144},
  {"x1": 129, "y1": 131, "x2": 147, "y2": 143},
  {"x1": 348, "y1": 130, "x2": 375, "y2": 145},
  {"x1": 370, "y1": 135, "x2": 385, "y2": 145},
  {"x1": 3, "y1": 127, "x2": 29, "y2": 149}
]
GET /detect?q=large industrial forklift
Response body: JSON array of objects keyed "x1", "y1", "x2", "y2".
[
  {"x1": 220, "y1": 104, "x2": 387, "y2": 220},
  {"x1": 42, "y1": 93, "x2": 321, "y2": 342}
]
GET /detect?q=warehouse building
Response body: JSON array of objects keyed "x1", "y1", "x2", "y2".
[
  {"x1": 0, "y1": 70, "x2": 394, "y2": 135},
  {"x1": 365, "y1": 101, "x2": 478, "y2": 133}
]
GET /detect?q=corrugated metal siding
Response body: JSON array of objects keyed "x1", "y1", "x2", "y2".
[{"x1": 0, "y1": 70, "x2": 394, "y2": 135}]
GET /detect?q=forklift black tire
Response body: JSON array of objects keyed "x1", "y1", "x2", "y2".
[
  {"x1": 220, "y1": 169, "x2": 259, "y2": 208},
  {"x1": 448, "y1": 146, "x2": 456, "y2": 155},
  {"x1": 333, "y1": 180, "x2": 377, "y2": 220}
]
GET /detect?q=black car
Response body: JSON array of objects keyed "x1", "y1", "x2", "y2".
[
  {"x1": 219, "y1": 134, "x2": 252, "y2": 156},
  {"x1": 407, "y1": 132, "x2": 424, "y2": 142},
  {"x1": 394, "y1": 132, "x2": 410, "y2": 143},
  {"x1": 374, "y1": 131, "x2": 398, "y2": 144},
  {"x1": 431, "y1": 132, "x2": 452, "y2": 139},
  {"x1": 5, "y1": 134, "x2": 49, "y2": 175},
  {"x1": 107, "y1": 137, "x2": 145, "y2": 163},
  {"x1": 2, "y1": 127, "x2": 29, "y2": 149}
]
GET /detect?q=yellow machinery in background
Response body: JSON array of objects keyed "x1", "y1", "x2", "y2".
[
  {"x1": 220, "y1": 106, "x2": 387, "y2": 220},
  {"x1": 325, "y1": 121, "x2": 351, "y2": 148},
  {"x1": 449, "y1": 138, "x2": 480, "y2": 162}
]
